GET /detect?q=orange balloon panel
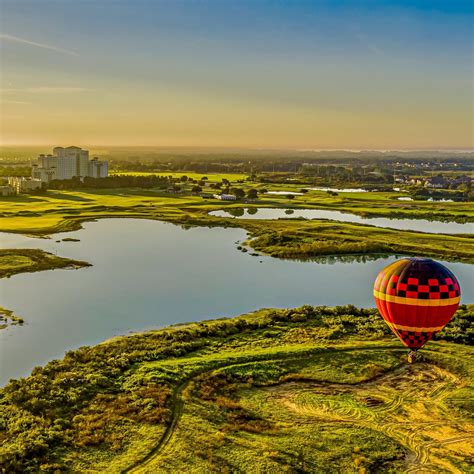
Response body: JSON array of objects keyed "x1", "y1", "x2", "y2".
[{"x1": 374, "y1": 258, "x2": 461, "y2": 349}]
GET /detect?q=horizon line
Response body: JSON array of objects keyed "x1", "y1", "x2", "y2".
[{"x1": 0, "y1": 144, "x2": 473, "y2": 153}]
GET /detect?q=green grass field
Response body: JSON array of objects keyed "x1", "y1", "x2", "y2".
[
  {"x1": 0, "y1": 248, "x2": 90, "y2": 279},
  {"x1": 112, "y1": 171, "x2": 248, "y2": 183},
  {"x1": 1, "y1": 305, "x2": 472, "y2": 473},
  {"x1": 0, "y1": 174, "x2": 472, "y2": 472}
]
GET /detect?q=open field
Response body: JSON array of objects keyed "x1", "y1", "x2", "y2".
[
  {"x1": 112, "y1": 171, "x2": 248, "y2": 183},
  {"x1": 0, "y1": 185, "x2": 473, "y2": 264},
  {"x1": 1, "y1": 179, "x2": 474, "y2": 229},
  {"x1": 1, "y1": 304, "x2": 472, "y2": 472}
]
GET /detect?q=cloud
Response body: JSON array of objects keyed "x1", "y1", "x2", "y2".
[{"x1": 0, "y1": 33, "x2": 78, "y2": 56}]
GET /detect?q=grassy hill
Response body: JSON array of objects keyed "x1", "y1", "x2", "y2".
[{"x1": 0, "y1": 305, "x2": 472, "y2": 473}]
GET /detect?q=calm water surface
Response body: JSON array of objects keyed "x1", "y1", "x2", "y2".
[
  {"x1": 309, "y1": 187, "x2": 368, "y2": 193},
  {"x1": 0, "y1": 218, "x2": 472, "y2": 385},
  {"x1": 210, "y1": 208, "x2": 473, "y2": 234},
  {"x1": 267, "y1": 191, "x2": 304, "y2": 195}
]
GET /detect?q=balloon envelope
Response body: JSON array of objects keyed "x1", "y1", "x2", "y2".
[{"x1": 374, "y1": 258, "x2": 461, "y2": 349}]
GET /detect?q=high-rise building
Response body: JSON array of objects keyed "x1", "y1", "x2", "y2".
[
  {"x1": 32, "y1": 147, "x2": 108, "y2": 182},
  {"x1": 88, "y1": 157, "x2": 109, "y2": 178}
]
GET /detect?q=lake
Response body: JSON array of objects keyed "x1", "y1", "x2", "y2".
[
  {"x1": 210, "y1": 208, "x2": 474, "y2": 234},
  {"x1": 0, "y1": 218, "x2": 472, "y2": 385}
]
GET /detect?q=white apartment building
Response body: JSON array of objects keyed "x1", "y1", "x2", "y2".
[
  {"x1": 32, "y1": 146, "x2": 108, "y2": 182},
  {"x1": 88, "y1": 157, "x2": 109, "y2": 178}
]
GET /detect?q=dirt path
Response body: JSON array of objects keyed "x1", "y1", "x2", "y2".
[
  {"x1": 122, "y1": 346, "x2": 474, "y2": 473},
  {"x1": 265, "y1": 364, "x2": 473, "y2": 473},
  {"x1": 122, "y1": 345, "x2": 400, "y2": 473}
]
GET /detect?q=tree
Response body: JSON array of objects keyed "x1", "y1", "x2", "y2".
[
  {"x1": 247, "y1": 189, "x2": 258, "y2": 199},
  {"x1": 180, "y1": 175, "x2": 188, "y2": 183},
  {"x1": 286, "y1": 194, "x2": 295, "y2": 199},
  {"x1": 191, "y1": 185, "x2": 202, "y2": 194},
  {"x1": 229, "y1": 208, "x2": 245, "y2": 217},
  {"x1": 232, "y1": 188, "x2": 245, "y2": 199}
]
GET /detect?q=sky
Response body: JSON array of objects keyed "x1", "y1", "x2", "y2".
[{"x1": 0, "y1": 0, "x2": 473, "y2": 149}]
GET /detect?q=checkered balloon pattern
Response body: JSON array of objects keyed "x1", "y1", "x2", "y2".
[{"x1": 373, "y1": 258, "x2": 461, "y2": 350}]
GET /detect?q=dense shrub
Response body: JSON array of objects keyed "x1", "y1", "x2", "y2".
[{"x1": 0, "y1": 304, "x2": 471, "y2": 471}]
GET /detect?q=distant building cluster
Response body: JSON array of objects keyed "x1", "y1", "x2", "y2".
[
  {"x1": 394, "y1": 174, "x2": 472, "y2": 189},
  {"x1": 32, "y1": 146, "x2": 108, "y2": 183}
]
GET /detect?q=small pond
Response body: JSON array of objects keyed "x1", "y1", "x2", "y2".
[
  {"x1": 309, "y1": 187, "x2": 368, "y2": 193},
  {"x1": 267, "y1": 191, "x2": 304, "y2": 195}
]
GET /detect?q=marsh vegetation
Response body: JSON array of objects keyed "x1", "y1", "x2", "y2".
[
  {"x1": 0, "y1": 248, "x2": 90, "y2": 279},
  {"x1": 0, "y1": 305, "x2": 472, "y2": 472}
]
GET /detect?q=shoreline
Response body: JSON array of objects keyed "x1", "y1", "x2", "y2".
[
  {"x1": 0, "y1": 248, "x2": 91, "y2": 280},
  {"x1": 1, "y1": 303, "x2": 472, "y2": 471},
  {"x1": 1, "y1": 211, "x2": 474, "y2": 265}
]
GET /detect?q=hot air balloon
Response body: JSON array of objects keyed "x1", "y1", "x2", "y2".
[{"x1": 374, "y1": 258, "x2": 461, "y2": 363}]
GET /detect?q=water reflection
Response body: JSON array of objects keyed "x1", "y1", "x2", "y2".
[
  {"x1": 308, "y1": 187, "x2": 368, "y2": 193},
  {"x1": 210, "y1": 208, "x2": 473, "y2": 235},
  {"x1": 0, "y1": 218, "x2": 472, "y2": 384}
]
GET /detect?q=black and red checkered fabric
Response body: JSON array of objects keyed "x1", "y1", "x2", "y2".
[
  {"x1": 385, "y1": 275, "x2": 460, "y2": 300},
  {"x1": 374, "y1": 257, "x2": 461, "y2": 350},
  {"x1": 395, "y1": 330, "x2": 435, "y2": 349}
]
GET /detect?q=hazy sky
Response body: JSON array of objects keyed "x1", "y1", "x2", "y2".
[{"x1": 0, "y1": 0, "x2": 472, "y2": 148}]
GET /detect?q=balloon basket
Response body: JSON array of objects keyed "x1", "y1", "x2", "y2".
[{"x1": 407, "y1": 350, "x2": 417, "y2": 364}]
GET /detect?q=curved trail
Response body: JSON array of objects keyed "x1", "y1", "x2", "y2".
[
  {"x1": 122, "y1": 344, "x2": 400, "y2": 473},
  {"x1": 267, "y1": 363, "x2": 472, "y2": 473}
]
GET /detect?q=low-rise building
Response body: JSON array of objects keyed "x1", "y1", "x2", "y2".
[
  {"x1": 214, "y1": 193, "x2": 237, "y2": 201},
  {"x1": 0, "y1": 185, "x2": 15, "y2": 196},
  {"x1": 8, "y1": 177, "x2": 43, "y2": 194},
  {"x1": 425, "y1": 176, "x2": 448, "y2": 189},
  {"x1": 452, "y1": 175, "x2": 472, "y2": 187}
]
